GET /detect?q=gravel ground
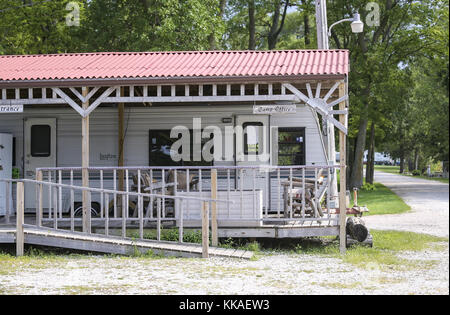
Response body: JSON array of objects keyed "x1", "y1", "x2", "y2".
[
  {"x1": 365, "y1": 171, "x2": 449, "y2": 237},
  {"x1": 0, "y1": 245, "x2": 448, "y2": 295},
  {"x1": 0, "y1": 171, "x2": 448, "y2": 295}
]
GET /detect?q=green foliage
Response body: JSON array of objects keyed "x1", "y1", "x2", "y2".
[
  {"x1": 0, "y1": 0, "x2": 87, "y2": 54},
  {"x1": 12, "y1": 168, "x2": 20, "y2": 179},
  {"x1": 0, "y1": 0, "x2": 225, "y2": 54},
  {"x1": 411, "y1": 170, "x2": 421, "y2": 176},
  {"x1": 129, "y1": 228, "x2": 203, "y2": 243},
  {"x1": 361, "y1": 183, "x2": 376, "y2": 191},
  {"x1": 79, "y1": 0, "x2": 223, "y2": 52}
]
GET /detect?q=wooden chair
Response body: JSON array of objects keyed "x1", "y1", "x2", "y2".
[
  {"x1": 282, "y1": 169, "x2": 328, "y2": 218},
  {"x1": 165, "y1": 170, "x2": 199, "y2": 194}
]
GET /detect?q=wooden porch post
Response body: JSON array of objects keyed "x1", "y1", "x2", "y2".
[
  {"x1": 82, "y1": 87, "x2": 91, "y2": 233},
  {"x1": 118, "y1": 88, "x2": 125, "y2": 216},
  {"x1": 211, "y1": 169, "x2": 218, "y2": 247},
  {"x1": 339, "y1": 81, "x2": 347, "y2": 254},
  {"x1": 16, "y1": 182, "x2": 24, "y2": 257}
]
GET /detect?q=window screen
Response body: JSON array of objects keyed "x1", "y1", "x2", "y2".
[
  {"x1": 278, "y1": 127, "x2": 305, "y2": 165},
  {"x1": 31, "y1": 125, "x2": 51, "y2": 157}
]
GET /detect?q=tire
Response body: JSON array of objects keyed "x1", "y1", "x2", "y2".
[{"x1": 74, "y1": 205, "x2": 100, "y2": 217}]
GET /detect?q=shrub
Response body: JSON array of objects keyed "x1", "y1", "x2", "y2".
[
  {"x1": 361, "y1": 183, "x2": 376, "y2": 191},
  {"x1": 412, "y1": 170, "x2": 421, "y2": 176},
  {"x1": 12, "y1": 168, "x2": 20, "y2": 179}
]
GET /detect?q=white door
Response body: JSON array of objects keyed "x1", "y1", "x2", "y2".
[
  {"x1": 235, "y1": 115, "x2": 271, "y2": 211},
  {"x1": 0, "y1": 133, "x2": 13, "y2": 216},
  {"x1": 24, "y1": 118, "x2": 57, "y2": 211}
]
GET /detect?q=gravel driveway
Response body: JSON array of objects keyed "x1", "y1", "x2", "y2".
[
  {"x1": 365, "y1": 171, "x2": 449, "y2": 237},
  {"x1": 0, "y1": 247, "x2": 448, "y2": 295}
]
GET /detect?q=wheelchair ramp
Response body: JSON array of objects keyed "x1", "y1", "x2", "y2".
[{"x1": 0, "y1": 225, "x2": 254, "y2": 259}]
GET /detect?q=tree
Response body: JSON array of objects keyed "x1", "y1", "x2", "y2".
[
  {"x1": 224, "y1": 0, "x2": 296, "y2": 50},
  {"x1": 326, "y1": 0, "x2": 446, "y2": 188},
  {"x1": 79, "y1": 0, "x2": 223, "y2": 52},
  {"x1": 0, "y1": 0, "x2": 87, "y2": 54}
]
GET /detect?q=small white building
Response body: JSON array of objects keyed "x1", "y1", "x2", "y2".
[{"x1": 0, "y1": 50, "x2": 351, "y2": 239}]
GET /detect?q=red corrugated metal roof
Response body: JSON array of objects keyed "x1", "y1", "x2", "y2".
[{"x1": 0, "y1": 50, "x2": 349, "y2": 82}]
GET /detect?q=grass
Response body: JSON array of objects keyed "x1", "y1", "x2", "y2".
[
  {"x1": 375, "y1": 165, "x2": 449, "y2": 184},
  {"x1": 127, "y1": 228, "x2": 203, "y2": 244},
  {"x1": 126, "y1": 228, "x2": 261, "y2": 259},
  {"x1": 292, "y1": 230, "x2": 448, "y2": 271},
  {"x1": 354, "y1": 182, "x2": 411, "y2": 215},
  {"x1": 0, "y1": 247, "x2": 89, "y2": 276}
]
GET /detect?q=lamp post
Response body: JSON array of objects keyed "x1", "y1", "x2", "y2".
[
  {"x1": 315, "y1": 1, "x2": 364, "y2": 208},
  {"x1": 328, "y1": 13, "x2": 364, "y2": 37}
]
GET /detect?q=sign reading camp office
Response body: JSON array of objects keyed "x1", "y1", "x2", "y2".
[
  {"x1": 0, "y1": 105, "x2": 23, "y2": 113},
  {"x1": 253, "y1": 104, "x2": 296, "y2": 114}
]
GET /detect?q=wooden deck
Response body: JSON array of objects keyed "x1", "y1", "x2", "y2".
[
  {"x1": 1, "y1": 214, "x2": 340, "y2": 239},
  {"x1": 0, "y1": 224, "x2": 253, "y2": 259}
]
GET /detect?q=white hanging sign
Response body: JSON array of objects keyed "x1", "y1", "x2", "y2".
[
  {"x1": 253, "y1": 104, "x2": 296, "y2": 114},
  {"x1": 0, "y1": 105, "x2": 23, "y2": 113}
]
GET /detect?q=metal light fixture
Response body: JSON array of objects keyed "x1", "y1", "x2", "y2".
[
  {"x1": 350, "y1": 13, "x2": 364, "y2": 33},
  {"x1": 328, "y1": 12, "x2": 364, "y2": 37}
]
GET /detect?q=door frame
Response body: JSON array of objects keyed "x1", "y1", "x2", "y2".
[{"x1": 23, "y1": 117, "x2": 57, "y2": 211}]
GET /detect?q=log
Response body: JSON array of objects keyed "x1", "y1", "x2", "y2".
[{"x1": 346, "y1": 217, "x2": 369, "y2": 242}]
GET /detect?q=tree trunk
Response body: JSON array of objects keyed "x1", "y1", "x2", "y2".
[
  {"x1": 248, "y1": 0, "x2": 256, "y2": 50},
  {"x1": 365, "y1": 122, "x2": 375, "y2": 184},
  {"x1": 346, "y1": 217, "x2": 369, "y2": 242},
  {"x1": 267, "y1": 0, "x2": 289, "y2": 50},
  {"x1": 350, "y1": 106, "x2": 369, "y2": 189},
  {"x1": 346, "y1": 137, "x2": 356, "y2": 190},
  {"x1": 408, "y1": 158, "x2": 414, "y2": 172},
  {"x1": 414, "y1": 148, "x2": 419, "y2": 170},
  {"x1": 399, "y1": 147, "x2": 405, "y2": 173},
  {"x1": 302, "y1": 0, "x2": 310, "y2": 46}
]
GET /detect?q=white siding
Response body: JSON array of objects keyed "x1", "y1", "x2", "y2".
[{"x1": 0, "y1": 103, "x2": 327, "y2": 170}]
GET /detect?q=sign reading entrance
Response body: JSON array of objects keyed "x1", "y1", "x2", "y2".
[
  {"x1": 0, "y1": 105, "x2": 23, "y2": 113},
  {"x1": 253, "y1": 105, "x2": 296, "y2": 114}
]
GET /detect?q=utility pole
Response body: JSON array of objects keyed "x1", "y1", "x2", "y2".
[
  {"x1": 315, "y1": 0, "x2": 338, "y2": 207},
  {"x1": 315, "y1": 0, "x2": 329, "y2": 49}
]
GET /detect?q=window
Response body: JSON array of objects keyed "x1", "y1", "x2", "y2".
[
  {"x1": 31, "y1": 125, "x2": 51, "y2": 157},
  {"x1": 149, "y1": 130, "x2": 213, "y2": 166},
  {"x1": 278, "y1": 128, "x2": 305, "y2": 165},
  {"x1": 149, "y1": 130, "x2": 180, "y2": 166},
  {"x1": 243, "y1": 122, "x2": 263, "y2": 155}
]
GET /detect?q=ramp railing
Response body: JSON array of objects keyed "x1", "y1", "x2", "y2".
[{"x1": 0, "y1": 177, "x2": 230, "y2": 258}]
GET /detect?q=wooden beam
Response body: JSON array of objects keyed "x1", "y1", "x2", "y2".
[
  {"x1": 36, "y1": 171, "x2": 43, "y2": 227},
  {"x1": 82, "y1": 87, "x2": 91, "y2": 234},
  {"x1": 118, "y1": 91, "x2": 125, "y2": 217},
  {"x1": 202, "y1": 201, "x2": 209, "y2": 258},
  {"x1": 52, "y1": 88, "x2": 85, "y2": 116},
  {"x1": 16, "y1": 182, "x2": 24, "y2": 256},
  {"x1": 339, "y1": 82, "x2": 347, "y2": 254},
  {"x1": 211, "y1": 169, "x2": 218, "y2": 247}
]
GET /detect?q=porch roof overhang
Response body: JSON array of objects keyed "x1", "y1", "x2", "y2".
[
  {"x1": 0, "y1": 50, "x2": 349, "y2": 88},
  {"x1": 0, "y1": 49, "x2": 349, "y2": 134}
]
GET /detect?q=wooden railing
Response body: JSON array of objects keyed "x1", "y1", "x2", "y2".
[
  {"x1": 0, "y1": 177, "x2": 229, "y2": 258},
  {"x1": 35, "y1": 164, "x2": 339, "y2": 226}
]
